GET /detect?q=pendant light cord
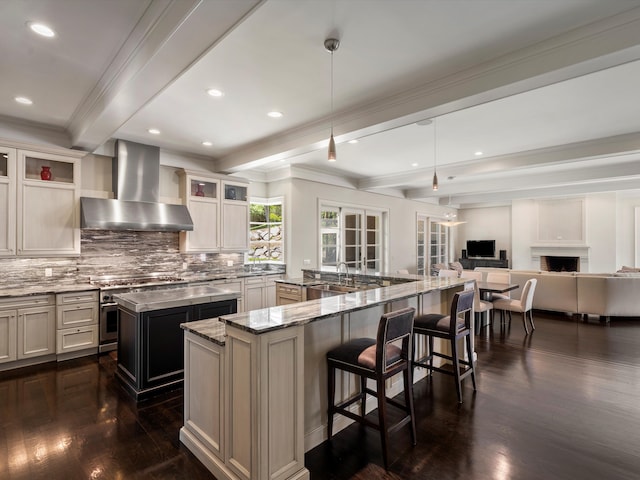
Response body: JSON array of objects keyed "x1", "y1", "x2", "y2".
[{"x1": 330, "y1": 48, "x2": 334, "y2": 135}]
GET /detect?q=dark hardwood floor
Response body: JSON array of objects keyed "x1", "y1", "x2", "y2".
[{"x1": 1, "y1": 312, "x2": 640, "y2": 479}]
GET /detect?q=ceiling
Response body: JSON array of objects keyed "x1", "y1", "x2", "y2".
[{"x1": 3, "y1": 0, "x2": 640, "y2": 208}]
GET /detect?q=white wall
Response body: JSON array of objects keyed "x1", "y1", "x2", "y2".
[
  {"x1": 615, "y1": 191, "x2": 640, "y2": 268},
  {"x1": 281, "y1": 178, "x2": 455, "y2": 277},
  {"x1": 456, "y1": 206, "x2": 511, "y2": 262}
]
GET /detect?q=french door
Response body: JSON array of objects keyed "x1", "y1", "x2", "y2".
[
  {"x1": 321, "y1": 205, "x2": 385, "y2": 273},
  {"x1": 417, "y1": 214, "x2": 449, "y2": 276}
]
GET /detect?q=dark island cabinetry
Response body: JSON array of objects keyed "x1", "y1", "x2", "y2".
[{"x1": 115, "y1": 286, "x2": 238, "y2": 400}]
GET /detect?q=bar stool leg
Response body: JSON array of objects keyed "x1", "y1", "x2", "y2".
[
  {"x1": 465, "y1": 334, "x2": 477, "y2": 391},
  {"x1": 360, "y1": 376, "x2": 367, "y2": 416},
  {"x1": 327, "y1": 363, "x2": 335, "y2": 439},
  {"x1": 403, "y1": 367, "x2": 417, "y2": 445},
  {"x1": 376, "y1": 376, "x2": 390, "y2": 470},
  {"x1": 451, "y1": 338, "x2": 462, "y2": 403},
  {"x1": 428, "y1": 336, "x2": 434, "y2": 372}
]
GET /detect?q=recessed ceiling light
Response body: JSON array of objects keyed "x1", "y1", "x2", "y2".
[
  {"x1": 348, "y1": 139, "x2": 358, "y2": 144},
  {"x1": 15, "y1": 96, "x2": 33, "y2": 105},
  {"x1": 207, "y1": 89, "x2": 224, "y2": 97},
  {"x1": 267, "y1": 111, "x2": 283, "y2": 118},
  {"x1": 474, "y1": 151, "x2": 483, "y2": 156},
  {"x1": 202, "y1": 141, "x2": 212, "y2": 146},
  {"x1": 28, "y1": 22, "x2": 55, "y2": 38},
  {"x1": 148, "y1": 128, "x2": 160, "y2": 135},
  {"x1": 411, "y1": 162, "x2": 419, "y2": 167}
]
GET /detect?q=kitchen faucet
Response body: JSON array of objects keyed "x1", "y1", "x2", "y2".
[{"x1": 336, "y1": 261, "x2": 351, "y2": 285}]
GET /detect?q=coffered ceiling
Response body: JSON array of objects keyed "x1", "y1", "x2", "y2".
[{"x1": 2, "y1": 0, "x2": 640, "y2": 207}]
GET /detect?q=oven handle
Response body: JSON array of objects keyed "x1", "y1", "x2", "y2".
[{"x1": 101, "y1": 302, "x2": 118, "y2": 309}]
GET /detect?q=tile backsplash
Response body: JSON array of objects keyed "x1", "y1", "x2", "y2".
[{"x1": 0, "y1": 230, "x2": 259, "y2": 289}]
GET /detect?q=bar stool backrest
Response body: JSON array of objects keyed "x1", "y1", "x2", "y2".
[
  {"x1": 448, "y1": 289, "x2": 475, "y2": 335},
  {"x1": 376, "y1": 307, "x2": 416, "y2": 374}
]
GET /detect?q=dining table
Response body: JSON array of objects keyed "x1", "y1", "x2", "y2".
[{"x1": 476, "y1": 281, "x2": 520, "y2": 328}]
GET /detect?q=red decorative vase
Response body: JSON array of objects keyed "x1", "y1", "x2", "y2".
[
  {"x1": 40, "y1": 166, "x2": 52, "y2": 180},
  {"x1": 195, "y1": 183, "x2": 205, "y2": 196}
]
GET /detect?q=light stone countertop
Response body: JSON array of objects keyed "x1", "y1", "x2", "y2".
[
  {"x1": 115, "y1": 285, "x2": 241, "y2": 313},
  {"x1": 180, "y1": 319, "x2": 227, "y2": 346},
  {"x1": 0, "y1": 283, "x2": 98, "y2": 299},
  {"x1": 182, "y1": 276, "x2": 467, "y2": 338}
]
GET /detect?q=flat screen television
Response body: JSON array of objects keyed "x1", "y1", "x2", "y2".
[{"x1": 467, "y1": 240, "x2": 495, "y2": 258}]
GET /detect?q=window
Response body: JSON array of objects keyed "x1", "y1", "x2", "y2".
[
  {"x1": 249, "y1": 199, "x2": 283, "y2": 263},
  {"x1": 320, "y1": 203, "x2": 386, "y2": 273}
]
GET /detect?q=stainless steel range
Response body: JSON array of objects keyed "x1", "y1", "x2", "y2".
[{"x1": 91, "y1": 273, "x2": 189, "y2": 353}]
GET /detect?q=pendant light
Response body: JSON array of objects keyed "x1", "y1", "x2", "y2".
[
  {"x1": 325, "y1": 38, "x2": 340, "y2": 162},
  {"x1": 432, "y1": 117, "x2": 438, "y2": 191}
]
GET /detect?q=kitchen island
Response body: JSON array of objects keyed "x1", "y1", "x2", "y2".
[
  {"x1": 114, "y1": 285, "x2": 240, "y2": 400},
  {"x1": 180, "y1": 276, "x2": 468, "y2": 480}
]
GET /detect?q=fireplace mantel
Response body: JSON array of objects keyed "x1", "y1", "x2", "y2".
[{"x1": 531, "y1": 245, "x2": 590, "y2": 271}]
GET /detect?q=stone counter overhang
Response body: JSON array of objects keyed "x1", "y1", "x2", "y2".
[
  {"x1": 114, "y1": 285, "x2": 241, "y2": 313},
  {"x1": 181, "y1": 276, "x2": 467, "y2": 340}
]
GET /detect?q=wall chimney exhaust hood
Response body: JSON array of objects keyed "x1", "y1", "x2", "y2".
[{"x1": 81, "y1": 140, "x2": 193, "y2": 231}]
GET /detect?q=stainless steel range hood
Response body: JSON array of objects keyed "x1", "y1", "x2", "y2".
[{"x1": 81, "y1": 140, "x2": 193, "y2": 231}]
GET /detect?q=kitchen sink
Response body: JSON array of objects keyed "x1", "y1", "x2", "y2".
[{"x1": 306, "y1": 283, "x2": 378, "y2": 300}]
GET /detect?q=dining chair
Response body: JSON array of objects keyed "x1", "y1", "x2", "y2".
[
  {"x1": 461, "y1": 271, "x2": 493, "y2": 329},
  {"x1": 486, "y1": 271, "x2": 511, "y2": 301},
  {"x1": 493, "y1": 278, "x2": 538, "y2": 334},
  {"x1": 326, "y1": 307, "x2": 417, "y2": 470},
  {"x1": 412, "y1": 289, "x2": 476, "y2": 403},
  {"x1": 438, "y1": 269, "x2": 459, "y2": 278}
]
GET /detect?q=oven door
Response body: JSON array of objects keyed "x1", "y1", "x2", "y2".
[{"x1": 100, "y1": 303, "x2": 118, "y2": 351}]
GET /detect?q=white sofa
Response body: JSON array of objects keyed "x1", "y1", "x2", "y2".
[{"x1": 473, "y1": 268, "x2": 640, "y2": 321}]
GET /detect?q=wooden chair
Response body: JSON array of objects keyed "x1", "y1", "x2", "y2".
[
  {"x1": 493, "y1": 278, "x2": 538, "y2": 334},
  {"x1": 326, "y1": 307, "x2": 417, "y2": 470},
  {"x1": 412, "y1": 289, "x2": 476, "y2": 403}
]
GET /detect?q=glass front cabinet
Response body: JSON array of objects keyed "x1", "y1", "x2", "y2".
[
  {"x1": 179, "y1": 170, "x2": 249, "y2": 253},
  {"x1": 0, "y1": 144, "x2": 83, "y2": 257}
]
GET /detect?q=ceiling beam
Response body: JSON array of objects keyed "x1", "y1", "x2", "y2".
[
  {"x1": 360, "y1": 132, "x2": 640, "y2": 190},
  {"x1": 217, "y1": 6, "x2": 640, "y2": 172},
  {"x1": 68, "y1": 0, "x2": 263, "y2": 152}
]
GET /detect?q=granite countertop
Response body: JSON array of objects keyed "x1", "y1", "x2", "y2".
[
  {"x1": 180, "y1": 319, "x2": 227, "y2": 346},
  {"x1": 0, "y1": 283, "x2": 98, "y2": 299},
  {"x1": 115, "y1": 285, "x2": 241, "y2": 313},
  {"x1": 273, "y1": 277, "x2": 325, "y2": 287},
  {"x1": 181, "y1": 276, "x2": 466, "y2": 338}
]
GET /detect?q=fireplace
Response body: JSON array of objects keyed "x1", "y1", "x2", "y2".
[{"x1": 541, "y1": 256, "x2": 579, "y2": 272}]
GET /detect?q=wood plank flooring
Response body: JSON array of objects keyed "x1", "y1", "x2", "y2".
[{"x1": 1, "y1": 312, "x2": 639, "y2": 479}]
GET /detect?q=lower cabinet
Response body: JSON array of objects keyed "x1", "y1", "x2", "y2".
[
  {"x1": 55, "y1": 290, "x2": 99, "y2": 355},
  {"x1": 244, "y1": 275, "x2": 282, "y2": 311},
  {"x1": 275, "y1": 283, "x2": 304, "y2": 305},
  {"x1": 117, "y1": 299, "x2": 237, "y2": 400},
  {"x1": 0, "y1": 294, "x2": 56, "y2": 366}
]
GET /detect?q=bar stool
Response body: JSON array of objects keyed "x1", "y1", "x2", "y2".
[
  {"x1": 412, "y1": 290, "x2": 476, "y2": 403},
  {"x1": 326, "y1": 307, "x2": 416, "y2": 470}
]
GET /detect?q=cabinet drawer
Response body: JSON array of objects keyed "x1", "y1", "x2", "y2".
[
  {"x1": 0, "y1": 294, "x2": 54, "y2": 310},
  {"x1": 56, "y1": 325, "x2": 98, "y2": 354},
  {"x1": 56, "y1": 302, "x2": 98, "y2": 329},
  {"x1": 56, "y1": 291, "x2": 99, "y2": 305},
  {"x1": 276, "y1": 284, "x2": 302, "y2": 296}
]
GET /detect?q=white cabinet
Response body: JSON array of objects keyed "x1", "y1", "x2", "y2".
[
  {"x1": 0, "y1": 143, "x2": 83, "y2": 258},
  {"x1": 0, "y1": 294, "x2": 56, "y2": 365},
  {"x1": 55, "y1": 290, "x2": 99, "y2": 354},
  {"x1": 179, "y1": 171, "x2": 220, "y2": 252},
  {"x1": 0, "y1": 310, "x2": 17, "y2": 363},
  {"x1": 221, "y1": 181, "x2": 249, "y2": 251},
  {"x1": 17, "y1": 149, "x2": 81, "y2": 256},
  {"x1": 0, "y1": 146, "x2": 16, "y2": 256},
  {"x1": 179, "y1": 171, "x2": 249, "y2": 253},
  {"x1": 244, "y1": 275, "x2": 282, "y2": 311}
]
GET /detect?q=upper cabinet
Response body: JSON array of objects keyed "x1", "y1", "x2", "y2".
[
  {"x1": 0, "y1": 147, "x2": 16, "y2": 256},
  {"x1": 0, "y1": 143, "x2": 83, "y2": 258},
  {"x1": 221, "y1": 180, "x2": 249, "y2": 251},
  {"x1": 179, "y1": 170, "x2": 249, "y2": 253}
]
